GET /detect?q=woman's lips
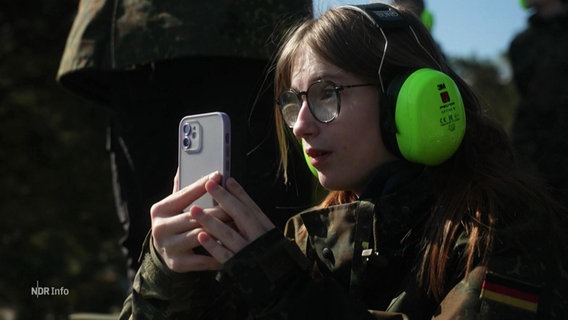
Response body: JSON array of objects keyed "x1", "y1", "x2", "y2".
[{"x1": 305, "y1": 148, "x2": 331, "y2": 167}]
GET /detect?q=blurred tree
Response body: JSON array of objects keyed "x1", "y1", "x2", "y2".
[
  {"x1": 0, "y1": 0, "x2": 127, "y2": 318},
  {"x1": 450, "y1": 56, "x2": 519, "y2": 134}
]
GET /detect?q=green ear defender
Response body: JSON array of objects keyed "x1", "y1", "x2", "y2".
[
  {"x1": 420, "y1": 9, "x2": 434, "y2": 31},
  {"x1": 519, "y1": 0, "x2": 529, "y2": 9},
  {"x1": 302, "y1": 139, "x2": 318, "y2": 177},
  {"x1": 382, "y1": 68, "x2": 466, "y2": 165}
]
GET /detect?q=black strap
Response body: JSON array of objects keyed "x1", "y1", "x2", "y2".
[{"x1": 350, "y1": 201, "x2": 376, "y2": 297}]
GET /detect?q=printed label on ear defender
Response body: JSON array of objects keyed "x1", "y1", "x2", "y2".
[{"x1": 437, "y1": 82, "x2": 461, "y2": 131}]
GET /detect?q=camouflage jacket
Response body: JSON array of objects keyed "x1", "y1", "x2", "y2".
[
  {"x1": 120, "y1": 164, "x2": 567, "y2": 319},
  {"x1": 57, "y1": 0, "x2": 311, "y2": 104}
]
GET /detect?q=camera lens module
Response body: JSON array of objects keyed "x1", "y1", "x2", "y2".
[
  {"x1": 183, "y1": 137, "x2": 191, "y2": 149},
  {"x1": 183, "y1": 123, "x2": 191, "y2": 134},
  {"x1": 181, "y1": 120, "x2": 202, "y2": 153}
]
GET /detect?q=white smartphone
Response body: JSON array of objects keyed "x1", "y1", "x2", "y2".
[{"x1": 178, "y1": 112, "x2": 231, "y2": 209}]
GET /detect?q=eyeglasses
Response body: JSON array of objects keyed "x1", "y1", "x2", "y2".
[{"x1": 276, "y1": 80, "x2": 376, "y2": 128}]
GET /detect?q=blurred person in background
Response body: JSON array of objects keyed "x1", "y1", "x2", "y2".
[
  {"x1": 57, "y1": 1, "x2": 314, "y2": 282},
  {"x1": 509, "y1": 0, "x2": 568, "y2": 207}
]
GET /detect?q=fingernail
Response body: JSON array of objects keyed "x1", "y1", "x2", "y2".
[
  {"x1": 208, "y1": 180, "x2": 219, "y2": 191},
  {"x1": 227, "y1": 177, "x2": 238, "y2": 188},
  {"x1": 189, "y1": 205, "x2": 203, "y2": 218}
]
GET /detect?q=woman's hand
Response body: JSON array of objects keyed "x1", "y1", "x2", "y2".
[
  {"x1": 189, "y1": 175, "x2": 275, "y2": 264},
  {"x1": 150, "y1": 171, "x2": 231, "y2": 272}
]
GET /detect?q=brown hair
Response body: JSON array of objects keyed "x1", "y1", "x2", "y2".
[{"x1": 272, "y1": 5, "x2": 564, "y2": 299}]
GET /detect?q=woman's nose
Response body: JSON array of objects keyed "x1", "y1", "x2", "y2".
[{"x1": 292, "y1": 100, "x2": 318, "y2": 138}]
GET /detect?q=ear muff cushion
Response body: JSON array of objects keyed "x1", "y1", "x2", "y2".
[{"x1": 388, "y1": 68, "x2": 466, "y2": 165}]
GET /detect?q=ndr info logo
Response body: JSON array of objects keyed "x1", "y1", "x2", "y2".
[{"x1": 31, "y1": 281, "x2": 70, "y2": 298}]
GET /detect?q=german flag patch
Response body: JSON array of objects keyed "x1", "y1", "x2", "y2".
[{"x1": 480, "y1": 271, "x2": 541, "y2": 313}]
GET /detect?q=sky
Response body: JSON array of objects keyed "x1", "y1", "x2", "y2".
[{"x1": 313, "y1": 0, "x2": 531, "y2": 61}]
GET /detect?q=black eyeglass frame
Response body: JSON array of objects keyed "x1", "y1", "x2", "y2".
[{"x1": 276, "y1": 79, "x2": 376, "y2": 128}]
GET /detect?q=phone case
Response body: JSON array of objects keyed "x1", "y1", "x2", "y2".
[{"x1": 178, "y1": 112, "x2": 231, "y2": 209}]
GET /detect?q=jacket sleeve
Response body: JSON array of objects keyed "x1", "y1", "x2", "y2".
[
  {"x1": 433, "y1": 265, "x2": 551, "y2": 320},
  {"x1": 224, "y1": 229, "x2": 382, "y2": 320},
  {"x1": 433, "y1": 236, "x2": 568, "y2": 319},
  {"x1": 119, "y1": 236, "x2": 244, "y2": 320}
]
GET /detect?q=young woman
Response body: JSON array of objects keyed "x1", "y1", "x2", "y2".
[{"x1": 120, "y1": 4, "x2": 567, "y2": 319}]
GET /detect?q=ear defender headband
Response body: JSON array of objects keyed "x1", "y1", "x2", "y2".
[{"x1": 339, "y1": 5, "x2": 466, "y2": 169}]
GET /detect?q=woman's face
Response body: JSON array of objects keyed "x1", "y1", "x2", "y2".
[{"x1": 291, "y1": 48, "x2": 397, "y2": 194}]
